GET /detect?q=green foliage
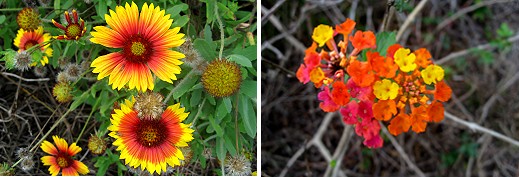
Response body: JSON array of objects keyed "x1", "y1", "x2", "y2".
[{"x1": 0, "y1": 0, "x2": 256, "y2": 175}]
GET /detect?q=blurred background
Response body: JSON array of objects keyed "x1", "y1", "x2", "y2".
[{"x1": 261, "y1": 0, "x2": 519, "y2": 176}]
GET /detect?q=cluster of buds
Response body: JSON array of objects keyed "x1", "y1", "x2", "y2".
[{"x1": 297, "y1": 18, "x2": 452, "y2": 148}]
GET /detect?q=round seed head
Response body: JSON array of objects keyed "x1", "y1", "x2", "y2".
[{"x1": 201, "y1": 59, "x2": 242, "y2": 98}]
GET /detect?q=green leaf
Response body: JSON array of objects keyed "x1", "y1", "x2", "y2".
[
  {"x1": 217, "y1": 2, "x2": 235, "y2": 20},
  {"x1": 375, "y1": 31, "x2": 396, "y2": 56},
  {"x1": 190, "y1": 89, "x2": 202, "y2": 107},
  {"x1": 204, "y1": 24, "x2": 213, "y2": 42},
  {"x1": 166, "y1": 3, "x2": 189, "y2": 18},
  {"x1": 97, "y1": 1, "x2": 108, "y2": 20},
  {"x1": 497, "y1": 23, "x2": 513, "y2": 38},
  {"x1": 194, "y1": 38, "x2": 217, "y2": 61},
  {"x1": 206, "y1": 92, "x2": 216, "y2": 105},
  {"x1": 172, "y1": 15, "x2": 189, "y2": 28},
  {"x1": 232, "y1": 46, "x2": 257, "y2": 61},
  {"x1": 215, "y1": 100, "x2": 228, "y2": 122},
  {"x1": 240, "y1": 80, "x2": 256, "y2": 99},
  {"x1": 209, "y1": 116, "x2": 223, "y2": 137},
  {"x1": 239, "y1": 96, "x2": 256, "y2": 137},
  {"x1": 204, "y1": 0, "x2": 215, "y2": 23},
  {"x1": 224, "y1": 132, "x2": 237, "y2": 156},
  {"x1": 54, "y1": 0, "x2": 60, "y2": 14},
  {"x1": 228, "y1": 54, "x2": 252, "y2": 68},
  {"x1": 0, "y1": 15, "x2": 6, "y2": 24},
  {"x1": 173, "y1": 74, "x2": 199, "y2": 99},
  {"x1": 216, "y1": 136, "x2": 226, "y2": 161},
  {"x1": 223, "y1": 97, "x2": 232, "y2": 113}
]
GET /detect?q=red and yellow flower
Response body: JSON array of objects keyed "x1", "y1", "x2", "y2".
[
  {"x1": 40, "y1": 136, "x2": 89, "y2": 176},
  {"x1": 52, "y1": 9, "x2": 86, "y2": 40},
  {"x1": 297, "y1": 18, "x2": 453, "y2": 148},
  {"x1": 372, "y1": 46, "x2": 452, "y2": 136},
  {"x1": 14, "y1": 26, "x2": 53, "y2": 66},
  {"x1": 90, "y1": 2, "x2": 186, "y2": 92},
  {"x1": 108, "y1": 98, "x2": 194, "y2": 175}
]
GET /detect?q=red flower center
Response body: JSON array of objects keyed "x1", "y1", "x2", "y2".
[
  {"x1": 24, "y1": 40, "x2": 38, "y2": 50},
  {"x1": 65, "y1": 24, "x2": 81, "y2": 38},
  {"x1": 123, "y1": 34, "x2": 151, "y2": 64},
  {"x1": 136, "y1": 119, "x2": 167, "y2": 147},
  {"x1": 56, "y1": 153, "x2": 73, "y2": 168}
]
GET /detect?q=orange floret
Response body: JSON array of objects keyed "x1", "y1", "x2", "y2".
[
  {"x1": 434, "y1": 80, "x2": 452, "y2": 102},
  {"x1": 336, "y1": 18, "x2": 356, "y2": 36},
  {"x1": 388, "y1": 113, "x2": 411, "y2": 136},
  {"x1": 346, "y1": 59, "x2": 375, "y2": 87},
  {"x1": 373, "y1": 100, "x2": 397, "y2": 121},
  {"x1": 350, "y1": 31, "x2": 376, "y2": 51},
  {"x1": 413, "y1": 48, "x2": 432, "y2": 69}
]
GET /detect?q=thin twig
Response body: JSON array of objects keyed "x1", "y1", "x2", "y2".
[
  {"x1": 479, "y1": 71, "x2": 519, "y2": 123},
  {"x1": 279, "y1": 112, "x2": 336, "y2": 177},
  {"x1": 381, "y1": 126, "x2": 426, "y2": 177},
  {"x1": 444, "y1": 111, "x2": 519, "y2": 147},
  {"x1": 324, "y1": 126, "x2": 352, "y2": 177},
  {"x1": 1, "y1": 72, "x2": 50, "y2": 82},
  {"x1": 396, "y1": 0, "x2": 429, "y2": 41},
  {"x1": 436, "y1": 33, "x2": 519, "y2": 65},
  {"x1": 435, "y1": 0, "x2": 516, "y2": 31}
]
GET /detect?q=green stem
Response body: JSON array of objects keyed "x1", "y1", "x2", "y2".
[
  {"x1": 190, "y1": 98, "x2": 206, "y2": 128},
  {"x1": 163, "y1": 70, "x2": 196, "y2": 104},
  {"x1": 0, "y1": 7, "x2": 54, "y2": 12},
  {"x1": 214, "y1": 2, "x2": 224, "y2": 59},
  {"x1": 233, "y1": 93, "x2": 240, "y2": 152},
  {"x1": 75, "y1": 107, "x2": 96, "y2": 144}
]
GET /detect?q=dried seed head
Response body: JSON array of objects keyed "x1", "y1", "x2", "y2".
[
  {"x1": 33, "y1": 66, "x2": 47, "y2": 77},
  {"x1": 16, "y1": 147, "x2": 31, "y2": 160},
  {"x1": 224, "y1": 154, "x2": 252, "y2": 176},
  {"x1": 52, "y1": 82, "x2": 73, "y2": 103},
  {"x1": 56, "y1": 72, "x2": 68, "y2": 83},
  {"x1": 202, "y1": 148, "x2": 213, "y2": 160},
  {"x1": 178, "y1": 38, "x2": 205, "y2": 73},
  {"x1": 64, "y1": 63, "x2": 82, "y2": 82},
  {"x1": 133, "y1": 92, "x2": 164, "y2": 120},
  {"x1": 19, "y1": 158, "x2": 34, "y2": 172},
  {"x1": 202, "y1": 59, "x2": 242, "y2": 98},
  {"x1": 179, "y1": 147, "x2": 193, "y2": 166},
  {"x1": 14, "y1": 51, "x2": 31, "y2": 71},
  {"x1": 16, "y1": 8, "x2": 40, "y2": 31},
  {"x1": 87, "y1": 135, "x2": 107, "y2": 155}
]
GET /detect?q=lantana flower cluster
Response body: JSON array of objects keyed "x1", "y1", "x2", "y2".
[{"x1": 296, "y1": 19, "x2": 452, "y2": 148}]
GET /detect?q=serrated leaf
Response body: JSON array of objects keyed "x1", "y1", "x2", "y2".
[
  {"x1": 375, "y1": 31, "x2": 396, "y2": 56},
  {"x1": 228, "y1": 54, "x2": 252, "y2": 68}
]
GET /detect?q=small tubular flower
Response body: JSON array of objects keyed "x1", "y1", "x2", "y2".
[
  {"x1": 373, "y1": 100, "x2": 397, "y2": 121},
  {"x1": 340, "y1": 101, "x2": 359, "y2": 125},
  {"x1": 346, "y1": 59, "x2": 375, "y2": 87},
  {"x1": 421, "y1": 65, "x2": 444, "y2": 85},
  {"x1": 394, "y1": 48, "x2": 417, "y2": 72},
  {"x1": 311, "y1": 24, "x2": 334, "y2": 47},
  {"x1": 331, "y1": 81, "x2": 350, "y2": 106},
  {"x1": 413, "y1": 48, "x2": 432, "y2": 69},
  {"x1": 350, "y1": 31, "x2": 376, "y2": 51},
  {"x1": 335, "y1": 18, "x2": 355, "y2": 36},
  {"x1": 428, "y1": 101, "x2": 445, "y2": 122},
  {"x1": 373, "y1": 79, "x2": 399, "y2": 100},
  {"x1": 388, "y1": 114, "x2": 411, "y2": 136},
  {"x1": 52, "y1": 9, "x2": 86, "y2": 40},
  {"x1": 317, "y1": 87, "x2": 340, "y2": 112},
  {"x1": 410, "y1": 106, "x2": 428, "y2": 133},
  {"x1": 434, "y1": 80, "x2": 452, "y2": 102}
]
